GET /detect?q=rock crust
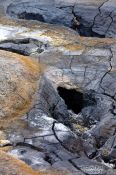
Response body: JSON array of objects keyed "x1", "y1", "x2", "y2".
[{"x1": 1, "y1": 0, "x2": 115, "y2": 37}]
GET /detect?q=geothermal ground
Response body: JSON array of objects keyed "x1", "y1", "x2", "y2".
[{"x1": 0, "y1": 0, "x2": 116, "y2": 175}]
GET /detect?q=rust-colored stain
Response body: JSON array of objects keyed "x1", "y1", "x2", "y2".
[
  {"x1": 0, "y1": 17, "x2": 116, "y2": 49},
  {"x1": 0, "y1": 50, "x2": 42, "y2": 128},
  {"x1": 0, "y1": 150, "x2": 68, "y2": 175},
  {"x1": 0, "y1": 150, "x2": 41, "y2": 175}
]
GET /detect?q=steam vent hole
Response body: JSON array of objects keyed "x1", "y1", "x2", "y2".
[{"x1": 57, "y1": 87, "x2": 83, "y2": 114}]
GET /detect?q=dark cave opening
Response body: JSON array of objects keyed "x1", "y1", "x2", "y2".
[
  {"x1": 57, "y1": 87, "x2": 83, "y2": 114},
  {"x1": 71, "y1": 16, "x2": 105, "y2": 38},
  {"x1": 71, "y1": 22, "x2": 105, "y2": 38},
  {"x1": 18, "y1": 12, "x2": 45, "y2": 22},
  {"x1": 78, "y1": 26, "x2": 105, "y2": 38}
]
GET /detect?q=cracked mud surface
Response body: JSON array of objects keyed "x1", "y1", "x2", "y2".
[{"x1": 0, "y1": 0, "x2": 116, "y2": 175}]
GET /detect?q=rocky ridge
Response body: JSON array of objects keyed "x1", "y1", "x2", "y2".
[
  {"x1": 0, "y1": 0, "x2": 116, "y2": 175},
  {"x1": 1, "y1": 0, "x2": 116, "y2": 38}
]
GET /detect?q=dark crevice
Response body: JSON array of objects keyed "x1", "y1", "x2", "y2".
[
  {"x1": 0, "y1": 38, "x2": 30, "y2": 44},
  {"x1": 0, "y1": 47, "x2": 30, "y2": 56},
  {"x1": 52, "y1": 151, "x2": 63, "y2": 161},
  {"x1": 57, "y1": 87, "x2": 99, "y2": 128},
  {"x1": 57, "y1": 87, "x2": 83, "y2": 114},
  {"x1": 71, "y1": 18, "x2": 105, "y2": 38},
  {"x1": 71, "y1": 4, "x2": 105, "y2": 38},
  {"x1": 18, "y1": 12, "x2": 45, "y2": 22},
  {"x1": 44, "y1": 154, "x2": 53, "y2": 165}
]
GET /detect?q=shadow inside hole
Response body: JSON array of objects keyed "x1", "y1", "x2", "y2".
[
  {"x1": 57, "y1": 87, "x2": 83, "y2": 114},
  {"x1": 18, "y1": 12, "x2": 45, "y2": 22},
  {"x1": 71, "y1": 16, "x2": 105, "y2": 38}
]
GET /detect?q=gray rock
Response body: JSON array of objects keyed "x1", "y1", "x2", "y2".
[
  {"x1": 7, "y1": 1, "x2": 74, "y2": 27},
  {"x1": 2, "y1": 0, "x2": 116, "y2": 38},
  {"x1": 53, "y1": 160, "x2": 85, "y2": 175},
  {"x1": 0, "y1": 1, "x2": 116, "y2": 174},
  {"x1": 71, "y1": 157, "x2": 108, "y2": 175}
]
